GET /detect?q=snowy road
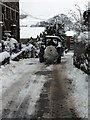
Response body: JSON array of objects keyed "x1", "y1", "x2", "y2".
[{"x1": 0, "y1": 52, "x2": 88, "y2": 119}]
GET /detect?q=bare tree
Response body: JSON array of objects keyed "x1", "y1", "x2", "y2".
[{"x1": 68, "y1": 4, "x2": 87, "y2": 33}]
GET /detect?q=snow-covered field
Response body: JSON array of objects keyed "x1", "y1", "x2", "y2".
[{"x1": 0, "y1": 52, "x2": 89, "y2": 118}]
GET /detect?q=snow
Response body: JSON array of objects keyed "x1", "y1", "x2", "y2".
[
  {"x1": 0, "y1": 59, "x2": 37, "y2": 93},
  {"x1": 45, "y1": 35, "x2": 61, "y2": 39},
  {"x1": 10, "y1": 51, "x2": 22, "y2": 60},
  {"x1": 22, "y1": 44, "x2": 33, "y2": 51},
  {"x1": 20, "y1": 16, "x2": 42, "y2": 27},
  {"x1": 9, "y1": 38, "x2": 18, "y2": 44},
  {"x1": 4, "y1": 33, "x2": 11, "y2": 36},
  {"x1": 0, "y1": 52, "x2": 89, "y2": 118},
  {"x1": 0, "y1": 51, "x2": 10, "y2": 63},
  {"x1": 9, "y1": 38, "x2": 18, "y2": 50},
  {"x1": 20, "y1": 27, "x2": 45, "y2": 39},
  {"x1": 1, "y1": 37, "x2": 19, "y2": 53},
  {"x1": 64, "y1": 52, "x2": 88, "y2": 118},
  {"x1": 44, "y1": 52, "x2": 88, "y2": 118},
  {"x1": 65, "y1": 31, "x2": 76, "y2": 36},
  {"x1": 0, "y1": 43, "x2": 1, "y2": 48},
  {"x1": 0, "y1": 58, "x2": 47, "y2": 117},
  {"x1": 78, "y1": 31, "x2": 89, "y2": 42},
  {"x1": 27, "y1": 75, "x2": 46, "y2": 115},
  {"x1": 11, "y1": 44, "x2": 33, "y2": 60}
]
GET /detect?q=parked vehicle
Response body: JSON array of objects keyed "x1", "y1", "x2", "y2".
[{"x1": 39, "y1": 35, "x2": 64, "y2": 64}]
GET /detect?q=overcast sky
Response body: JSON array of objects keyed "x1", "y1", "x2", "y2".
[{"x1": 20, "y1": 0, "x2": 89, "y2": 25}]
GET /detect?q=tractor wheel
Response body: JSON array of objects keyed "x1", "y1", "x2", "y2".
[
  {"x1": 39, "y1": 54, "x2": 44, "y2": 63},
  {"x1": 39, "y1": 46, "x2": 45, "y2": 63},
  {"x1": 57, "y1": 55, "x2": 61, "y2": 63}
]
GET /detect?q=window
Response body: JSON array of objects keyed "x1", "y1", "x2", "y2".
[
  {"x1": 4, "y1": 7, "x2": 7, "y2": 19},
  {"x1": 6, "y1": 8, "x2": 10, "y2": 19},
  {"x1": 16, "y1": 12, "x2": 19, "y2": 20},
  {"x1": 11, "y1": 10, "x2": 15, "y2": 20},
  {"x1": 15, "y1": 12, "x2": 16, "y2": 20}
]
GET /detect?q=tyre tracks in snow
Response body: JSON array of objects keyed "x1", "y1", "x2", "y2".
[
  {"x1": 1, "y1": 58, "x2": 86, "y2": 119},
  {"x1": 32, "y1": 60, "x2": 83, "y2": 119},
  {"x1": 1, "y1": 63, "x2": 47, "y2": 119}
]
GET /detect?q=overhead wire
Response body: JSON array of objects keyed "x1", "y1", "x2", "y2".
[
  {"x1": 0, "y1": 1, "x2": 47, "y2": 21},
  {"x1": 21, "y1": 9, "x2": 47, "y2": 21}
]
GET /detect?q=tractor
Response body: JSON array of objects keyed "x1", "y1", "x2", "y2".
[{"x1": 39, "y1": 35, "x2": 64, "y2": 64}]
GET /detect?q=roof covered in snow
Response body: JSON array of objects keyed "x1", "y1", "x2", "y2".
[
  {"x1": 77, "y1": 31, "x2": 89, "y2": 42},
  {"x1": 20, "y1": 27, "x2": 45, "y2": 39},
  {"x1": 0, "y1": 51, "x2": 10, "y2": 63},
  {"x1": 65, "y1": 31, "x2": 76, "y2": 36}
]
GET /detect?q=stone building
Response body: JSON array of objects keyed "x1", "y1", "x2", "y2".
[
  {"x1": 65, "y1": 31, "x2": 76, "y2": 50},
  {"x1": 1, "y1": 0, "x2": 20, "y2": 42},
  {"x1": 0, "y1": 2, "x2": 2, "y2": 41}
]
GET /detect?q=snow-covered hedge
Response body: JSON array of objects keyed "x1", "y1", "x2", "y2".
[
  {"x1": 11, "y1": 44, "x2": 35, "y2": 61},
  {"x1": 73, "y1": 31, "x2": 90, "y2": 75},
  {"x1": 1, "y1": 37, "x2": 20, "y2": 54},
  {"x1": 73, "y1": 41, "x2": 90, "y2": 75},
  {"x1": 77, "y1": 31, "x2": 89, "y2": 43},
  {"x1": 0, "y1": 51, "x2": 10, "y2": 66}
]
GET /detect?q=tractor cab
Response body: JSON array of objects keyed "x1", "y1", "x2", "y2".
[{"x1": 39, "y1": 35, "x2": 63, "y2": 64}]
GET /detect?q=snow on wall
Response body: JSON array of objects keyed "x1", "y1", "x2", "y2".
[
  {"x1": 65, "y1": 52, "x2": 88, "y2": 118},
  {"x1": 0, "y1": 52, "x2": 10, "y2": 63},
  {"x1": 11, "y1": 44, "x2": 34, "y2": 60}
]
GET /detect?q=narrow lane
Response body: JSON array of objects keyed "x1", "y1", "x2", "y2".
[
  {"x1": 1, "y1": 53, "x2": 88, "y2": 119},
  {"x1": 32, "y1": 61, "x2": 79, "y2": 119},
  {"x1": 1, "y1": 59, "x2": 47, "y2": 119},
  {"x1": 31, "y1": 53, "x2": 88, "y2": 119}
]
